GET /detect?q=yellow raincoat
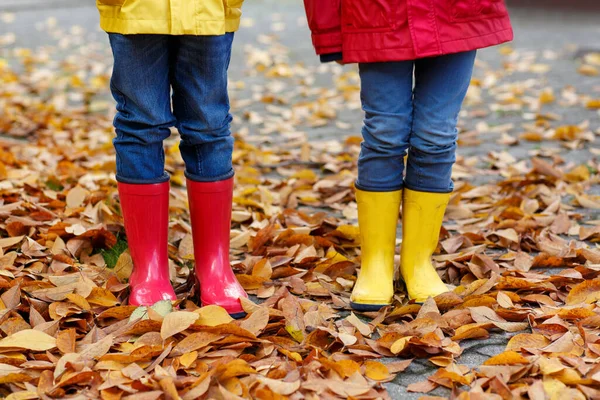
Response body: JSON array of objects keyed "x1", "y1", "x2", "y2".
[{"x1": 96, "y1": 0, "x2": 244, "y2": 35}]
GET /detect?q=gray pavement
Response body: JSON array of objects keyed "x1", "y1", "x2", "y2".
[{"x1": 1, "y1": 1, "x2": 600, "y2": 398}]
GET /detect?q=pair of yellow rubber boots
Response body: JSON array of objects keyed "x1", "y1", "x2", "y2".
[{"x1": 349, "y1": 188, "x2": 450, "y2": 310}]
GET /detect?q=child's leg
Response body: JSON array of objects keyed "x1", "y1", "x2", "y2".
[
  {"x1": 356, "y1": 61, "x2": 414, "y2": 192},
  {"x1": 406, "y1": 50, "x2": 477, "y2": 193},
  {"x1": 350, "y1": 61, "x2": 413, "y2": 311},
  {"x1": 170, "y1": 33, "x2": 235, "y2": 182},
  {"x1": 109, "y1": 34, "x2": 174, "y2": 183},
  {"x1": 401, "y1": 50, "x2": 477, "y2": 303},
  {"x1": 108, "y1": 34, "x2": 177, "y2": 306},
  {"x1": 170, "y1": 33, "x2": 247, "y2": 318}
]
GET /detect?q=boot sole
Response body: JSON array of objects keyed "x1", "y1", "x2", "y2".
[
  {"x1": 350, "y1": 301, "x2": 389, "y2": 312},
  {"x1": 229, "y1": 311, "x2": 247, "y2": 319}
]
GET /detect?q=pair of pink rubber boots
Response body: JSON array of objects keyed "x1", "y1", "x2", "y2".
[{"x1": 118, "y1": 177, "x2": 248, "y2": 318}]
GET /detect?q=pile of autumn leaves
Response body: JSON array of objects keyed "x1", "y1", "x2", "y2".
[
  {"x1": 3, "y1": 134, "x2": 600, "y2": 400},
  {"x1": 3, "y1": 33, "x2": 600, "y2": 400}
]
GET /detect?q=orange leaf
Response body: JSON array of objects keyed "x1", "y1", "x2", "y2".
[
  {"x1": 506, "y1": 333, "x2": 550, "y2": 352},
  {"x1": 363, "y1": 360, "x2": 390, "y2": 381},
  {"x1": 566, "y1": 279, "x2": 600, "y2": 305},
  {"x1": 483, "y1": 350, "x2": 529, "y2": 365}
]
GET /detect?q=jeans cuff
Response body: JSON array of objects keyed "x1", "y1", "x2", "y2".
[
  {"x1": 116, "y1": 172, "x2": 170, "y2": 184},
  {"x1": 184, "y1": 168, "x2": 235, "y2": 183},
  {"x1": 403, "y1": 181, "x2": 453, "y2": 194},
  {"x1": 354, "y1": 180, "x2": 403, "y2": 192}
]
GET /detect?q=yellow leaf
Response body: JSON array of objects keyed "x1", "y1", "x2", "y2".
[
  {"x1": 194, "y1": 305, "x2": 233, "y2": 327},
  {"x1": 543, "y1": 378, "x2": 566, "y2": 397},
  {"x1": 285, "y1": 326, "x2": 304, "y2": 343},
  {"x1": 161, "y1": 311, "x2": 199, "y2": 339},
  {"x1": 586, "y1": 99, "x2": 600, "y2": 110},
  {"x1": 363, "y1": 361, "x2": 390, "y2": 381},
  {"x1": 335, "y1": 359, "x2": 360, "y2": 378},
  {"x1": 520, "y1": 132, "x2": 543, "y2": 142},
  {"x1": 0, "y1": 329, "x2": 56, "y2": 351},
  {"x1": 5, "y1": 391, "x2": 38, "y2": 400},
  {"x1": 65, "y1": 293, "x2": 90, "y2": 310},
  {"x1": 86, "y1": 287, "x2": 119, "y2": 307},
  {"x1": 539, "y1": 89, "x2": 555, "y2": 104},
  {"x1": 114, "y1": 251, "x2": 133, "y2": 282},
  {"x1": 179, "y1": 351, "x2": 198, "y2": 368},
  {"x1": 336, "y1": 225, "x2": 360, "y2": 242},
  {"x1": 390, "y1": 336, "x2": 412, "y2": 354},
  {"x1": 291, "y1": 169, "x2": 317, "y2": 181},
  {"x1": 565, "y1": 165, "x2": 590, "y2": 183}
]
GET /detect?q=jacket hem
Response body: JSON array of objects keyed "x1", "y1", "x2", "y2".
[
  {"x1": 100, "y1": 17, "x2": 240, "y2": 35},
  {"x1": 342, "y1": 27, "x2": 513, "y2": 63}
]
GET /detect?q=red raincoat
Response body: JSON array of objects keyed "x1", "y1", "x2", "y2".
[{"x1": 303, "y1": 0, "x2": 513, "y2": 63}]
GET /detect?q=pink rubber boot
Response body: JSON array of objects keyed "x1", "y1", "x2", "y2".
[
  {"x1": 187, "y1": 177, "x2": 248, "y2": 318},
  {"x1": 118, "y1": 181, "x2": 177, "y2": 306}
]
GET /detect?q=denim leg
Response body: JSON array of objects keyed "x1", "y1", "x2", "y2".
[
  {"x1": 406, "y1": 51, "x2": 477, "y2": 193},
  {"x1": 109, "y1": 34, "x2": 174, "y2": 184},
  {"x1": 356, "y1": 61, "x2": 414, "y2": 192},
  {"x1": 170, "y1": 33, "x2": 235, "y2": 182}
]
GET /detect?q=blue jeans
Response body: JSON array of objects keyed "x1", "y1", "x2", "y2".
[
  {"x1": 356, "y1": 51, "x2": 477, "y2": 193},
  {"x1": 108, "y1": 33, "x2": 235, "y2": 184}
]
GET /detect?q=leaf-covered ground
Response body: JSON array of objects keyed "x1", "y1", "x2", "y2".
[{"x1": 1, "y1": 5, "x2": 600, "y2": 400}]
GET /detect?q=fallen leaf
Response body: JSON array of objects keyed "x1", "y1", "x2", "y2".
[
  {"x1": 161, "y1": 311, "x2": 199, "y2": 339},
  {"x1": 0, "y1": 329, "x2": 56, "y2": 351}
]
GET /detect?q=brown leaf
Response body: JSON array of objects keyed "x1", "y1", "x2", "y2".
[
  {"x1": 256, "y1": 376, "x2": 300, "y2": 395},
  {"x1": 532, "y1": 157, "x2": 563, "y2": 179},
  {"x1": 469, "y1": 306, "x2": 529, "y2": 332},
  {"x1": 56, "y1": 329, "x2": 76, "y2": 354},
  {"x1": 171, "y1": 331, "x2": 224, "y2": 356},
  {"x1": 79, "y1": 334, "x2": 113, "y2": 360},
  {"x1": 239, "y1": 307, "x2": 269, "y2": 336},
  {"x1": 407, "y1": 379, "x2": 438, "y2": 393}
]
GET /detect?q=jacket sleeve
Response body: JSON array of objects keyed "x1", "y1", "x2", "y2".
[{"x1": 303, "y1": 0, "x2": 342, "y2": 56}]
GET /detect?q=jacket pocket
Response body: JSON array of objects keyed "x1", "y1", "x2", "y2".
[
  {"x1": 97, "y1": 0, "x2": 125, "y2": 5},
  {"x1": 342, "y1": 0, "x2": 399, "y2": 31},
  {"x1": 451, "y1": 0, "x2": 505, "y2": 22},
  {"x1": 224, "y1": 0, "x2": 244, "y2": 19}
]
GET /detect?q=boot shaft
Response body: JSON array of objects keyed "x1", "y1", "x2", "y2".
[
  {"x1": 356, "y1": 188, "x2": 402, "y2": 264},
  {"x1": 118, "y1": 181, "x2": 170, "y2": 273},
  {"x1": 400, "y1": 189, "x2": 451, "y2": 263},
  {"x1": 186, "y1": 178, "x2": 234, "y2": 282},
  {"x1": 117, "y1": 181, "x2": 176, "y2": 305}
]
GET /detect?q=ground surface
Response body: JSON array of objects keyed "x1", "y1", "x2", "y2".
[{"x1": 1, "y1": 1, "x2": 600, "y2": 399}]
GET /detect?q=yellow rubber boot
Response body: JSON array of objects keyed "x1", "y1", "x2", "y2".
[
  {"x1": 400, "y1": 189, "x2": 451, "y2": 303},
  {"x1": 350, "y1": 189, "x2": 401, "y2": 311}
]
